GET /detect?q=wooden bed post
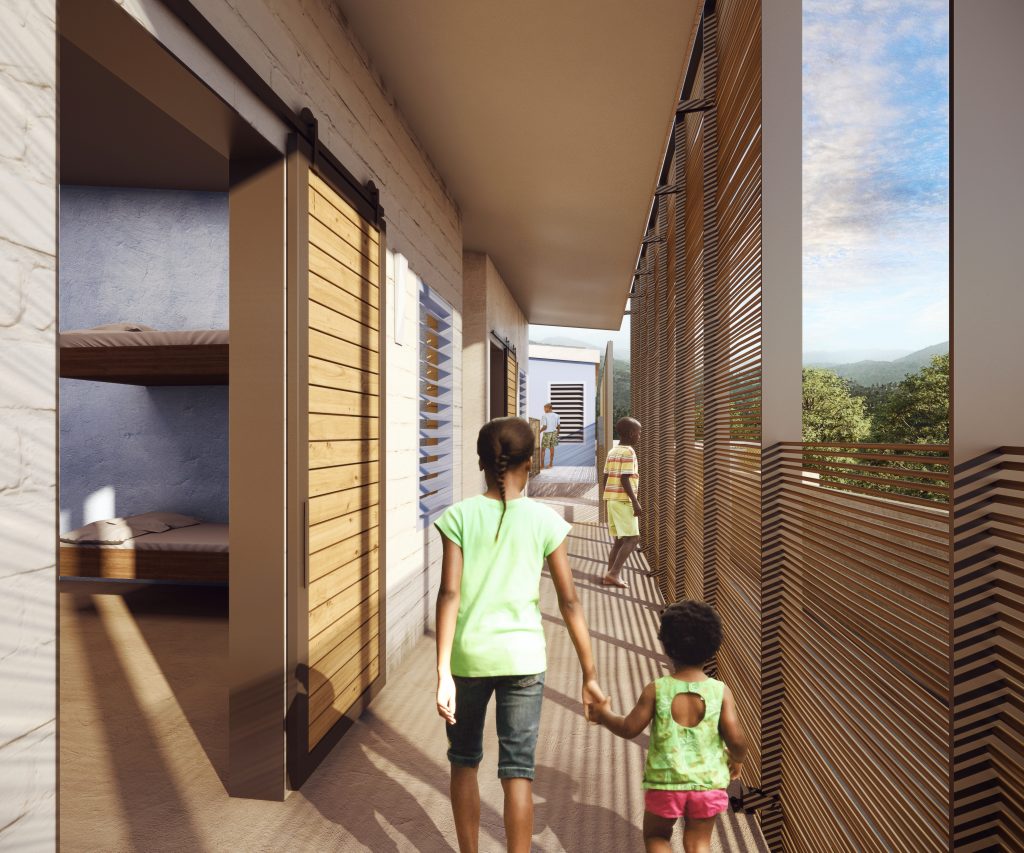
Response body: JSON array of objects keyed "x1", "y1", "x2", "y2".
[{"x1": 228, "y1": 154, "x2": 288, "y2": 801}]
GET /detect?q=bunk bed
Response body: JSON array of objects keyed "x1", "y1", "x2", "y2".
[
  {"x1": 59, "y1": 324, "x2": 228, "y2": 385},
  {"x1": 60, "y1": 515, "x2": 228, "y2": 584},
  {"x1": 59, "y1": 320, "x2": 230, "y2": 584}
]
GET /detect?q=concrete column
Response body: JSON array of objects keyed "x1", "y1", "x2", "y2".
[
  {"x1": 951, "y1": 4, "x2": 1024, "y2": 848},
  {"x1": 0, "y1": 2, "x2": 58, "y2": 849},
  {"x1": 759, "y1": 1, "x2": 802, "y2": 847},
  {"x1": 761, "y1": 0, "x2": 803, "y2": 449},
  {"x1": 952, "y1": 0, "x2": 1024, "y2": 462}
]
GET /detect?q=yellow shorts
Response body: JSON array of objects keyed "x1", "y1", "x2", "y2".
[{"x1": 606, "y1": 499, "x2": 639, "y2": 538}]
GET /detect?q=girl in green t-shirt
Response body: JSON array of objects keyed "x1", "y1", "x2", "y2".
[
  {"x1": 434, "y1": 416, "x2": 605, "y2": 853},
  {"x1": 592, "y1": 600, "x2": 749, "y2": 853}
]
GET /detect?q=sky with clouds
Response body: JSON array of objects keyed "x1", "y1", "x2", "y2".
[{"x1": 803, "y1": 0, "x2": 949, "y2": 355}]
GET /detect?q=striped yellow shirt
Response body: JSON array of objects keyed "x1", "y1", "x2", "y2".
[{"x1": 603, "y1": 444, "x2": 638, "y2": 501}]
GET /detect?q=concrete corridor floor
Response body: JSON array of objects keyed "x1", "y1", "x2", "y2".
[{"x1": 59, "y1": 483, "x2": 768, "y2": 851}]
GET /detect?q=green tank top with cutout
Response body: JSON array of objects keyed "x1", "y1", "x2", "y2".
[{"x1": 643, "y1": 675, "x2": 732, "y2": 791}]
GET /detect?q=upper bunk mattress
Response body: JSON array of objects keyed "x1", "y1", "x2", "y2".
[{"x1": 60, "y1": 329, "x2": 229, "y2": 348}]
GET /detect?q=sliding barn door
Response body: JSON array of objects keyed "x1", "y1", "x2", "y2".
[
  {"x1": 301, "y1": 163, "x2": 384, "y2": 758},
  {"x1": 506, "y1": 352, "x2": 518, "y2": 416}
]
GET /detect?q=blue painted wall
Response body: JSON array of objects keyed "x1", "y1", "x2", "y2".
[
  {"x1": 59, "y1": 186, "x2": 229, "y2": 530},
  {"x1": 527, "y1": 356, "x2": 597, "y2": 468}
]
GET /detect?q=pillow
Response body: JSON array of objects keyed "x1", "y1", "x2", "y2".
[
  {"x1": 61, "y1": 520, "x2": 142, "y2": 545},
  {"x1": 127, "y1": 511, "x2": 200, "y2": 530},
  {"x1": 105, "y1": 515, "x2": 171, "y2": 535}
]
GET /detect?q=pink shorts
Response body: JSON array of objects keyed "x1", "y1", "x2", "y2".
[{"x1": 644, "y1": 788, "x2": 729, "y2": 820}]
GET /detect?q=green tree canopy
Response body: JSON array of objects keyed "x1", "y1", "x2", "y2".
[
  {"x1": 870, "y1": 354, "x2": 950, "y2": 444},
  {"x1": 802, "y1": 368, "x2": 871, "y2": 443}
]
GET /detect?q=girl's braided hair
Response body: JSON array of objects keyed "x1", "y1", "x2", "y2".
[{"x1": 477, "y1": 417, "x2": 536, "y2": 540}]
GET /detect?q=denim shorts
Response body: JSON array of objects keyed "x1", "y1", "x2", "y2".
[{"x1": 446, "y1": 672, "x2": 546, "y2": 779}]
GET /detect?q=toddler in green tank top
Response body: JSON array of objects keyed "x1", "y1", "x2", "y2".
[{"x1": 592, "y1": 600, "x2": 748, "y2": 853}]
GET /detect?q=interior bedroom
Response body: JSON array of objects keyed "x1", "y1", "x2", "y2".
[{"x1": 56, "y1": 3, "x2": 285, "y2": 824}]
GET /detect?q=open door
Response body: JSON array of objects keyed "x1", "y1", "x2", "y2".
[{"x1": 288, "y1": 140, "x2": 385, "y2": 785}]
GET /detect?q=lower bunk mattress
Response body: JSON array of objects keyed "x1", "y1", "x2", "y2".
[{"x1": 60, "y1": 523, "x2": 228, "y2": 583}]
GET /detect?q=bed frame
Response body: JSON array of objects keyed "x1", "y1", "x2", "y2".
[
  {"x1": 59, "y1": 545, "x2": 228, "y2": 583},
  {"x1": 60, "y1": 343, "x2": 228, "y2": 385}
]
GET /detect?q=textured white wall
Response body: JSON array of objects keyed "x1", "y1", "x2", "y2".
[
  {"x1": 59, "y1": 187, "x2": 230, "y2": 529},
  {"x1": 0, "y1": 1, "x2": 57, "y2": 850},
  {"x1": 384, "y1": 249, "x2": 463, "y2": 672}
]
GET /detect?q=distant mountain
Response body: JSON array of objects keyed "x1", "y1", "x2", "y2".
[
  {"x1": 805, "y1": 347, "x2": 911, "y2": 367},
  {"x1": 826, "y1": 341, "x2": 949, "y2": 386}
]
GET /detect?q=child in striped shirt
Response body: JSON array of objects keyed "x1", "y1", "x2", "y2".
[{"x1": 602, "y1": 417, "x2": 642, "y2": 588}]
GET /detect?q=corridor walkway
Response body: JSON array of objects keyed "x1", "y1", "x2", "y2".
[{"x1": 59, "y1": 480, "x2": 768, "y2": 851}]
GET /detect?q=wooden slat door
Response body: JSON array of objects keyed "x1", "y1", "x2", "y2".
[
  {"x1": 506, "y1": 352, "x2": 518, "y2": 416},
  {"x1": 305, "y1": 169, "x2": 383, "y2": 751}
]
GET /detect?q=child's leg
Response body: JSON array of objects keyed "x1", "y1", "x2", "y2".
[
  {"x1": 501, "y1": 778, "x2": 533, "y2": 853},
  {"x1": 451, "y1": 765, "x2": 481, "y2": 853},
  {"x1": 607, "y1": 537, "x2": 624, "y2": 572},
  {"x1": 642, "y1": 811, "x2": 676, "y2": 853},
  {"x1": 605, "y1": 534, "x2": 639, "y2": 584},
  {"x1": 681, "y1": 816, "x2": 717, "y2": 853},
  {"x1": 447, "y1": 677, "x2": 492, "y2": 853},
  {"x1": 494, "y1": 673, "x2": 545, "y2": 852}
]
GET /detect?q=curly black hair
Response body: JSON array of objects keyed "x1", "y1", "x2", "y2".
[{"x1": 658, "y1": 600, "x2": 723, "y2": 667}]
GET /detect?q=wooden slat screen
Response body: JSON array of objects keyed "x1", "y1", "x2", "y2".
[
  {"x1": 953, "y1": 446, "x2": 1024, "y2": 851},
  {"x1": 633, "y1": 0, "x2": 769, "y2": 817},
  {"x1": 306, "y1": 170, "x2": 382, "y2": 751},
  {"x1": 682, "y1": 55, "x2": 706, "y2": 607},
  {"x1": 630, "y1": 2, "x2": 964, "y2": 849},
  {"x1": 596, "y1": 342, "x2": 614, "y2": 523},
  {"x1": 550, "y1": 383, "x2": 584, "y2": 443},
  {"x1": 709, "y1": 0, "x2": 763, "y2": 791},
  {"x1": 767, "y1": 443, "x2": 951, "y2": 851}
]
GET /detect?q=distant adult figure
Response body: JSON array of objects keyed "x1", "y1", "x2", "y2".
[{"x1": 539, "y1": 403, "x2": 561, "y2": 469}]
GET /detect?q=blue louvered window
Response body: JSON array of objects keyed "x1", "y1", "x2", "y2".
[{"x1": 419, "y1": 281, "x2": 454, "y2": 527}]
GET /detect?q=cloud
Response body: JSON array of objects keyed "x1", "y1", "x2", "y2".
[{"x1": 802, "y1": 0, "x2": 949, "y2": 352}]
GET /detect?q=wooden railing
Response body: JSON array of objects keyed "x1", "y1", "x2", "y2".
[{"x1": 761, "y1": 443, "x2": 952, "y2": 851}]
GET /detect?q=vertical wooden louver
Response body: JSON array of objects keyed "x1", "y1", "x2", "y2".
[
  {"x1": 305, "y1": 171, "x2": 382, "y2": 751},
  {"x1": 708, "y1": 0, "x2": 763, "y2": 786}
]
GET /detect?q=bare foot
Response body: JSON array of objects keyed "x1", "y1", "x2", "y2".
[{"x1": 602, "y1": 575, "x2": 628, "y2": 588}]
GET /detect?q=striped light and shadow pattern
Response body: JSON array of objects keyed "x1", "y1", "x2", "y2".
[{"x1": 630, "y1": 0, "x2": 765, "y2": 807}]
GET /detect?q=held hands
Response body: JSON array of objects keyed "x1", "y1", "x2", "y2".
[
  {"x1": 582, "y1": 678, "x2": 606, "y2": 723},
  {"x1": 589, "y1": 697, "x2": 612, "y2": 726},
  {"x1": 436, "y1": 672, "x2": 457, "y2": 725},
  {"x1": 729, "y1": 759, "x2": 744, "y2": 781}
]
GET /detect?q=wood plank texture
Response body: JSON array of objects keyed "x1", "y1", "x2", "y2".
[
  {"x1": 59, "y1": 344, "x2": 228, "y2": 385},
  {"x1": 58, "y1": 546, "x2": 227, "y2": 583},
  {"x1": 307, "y1": 170, "x2": 381, "y2": 751}
]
